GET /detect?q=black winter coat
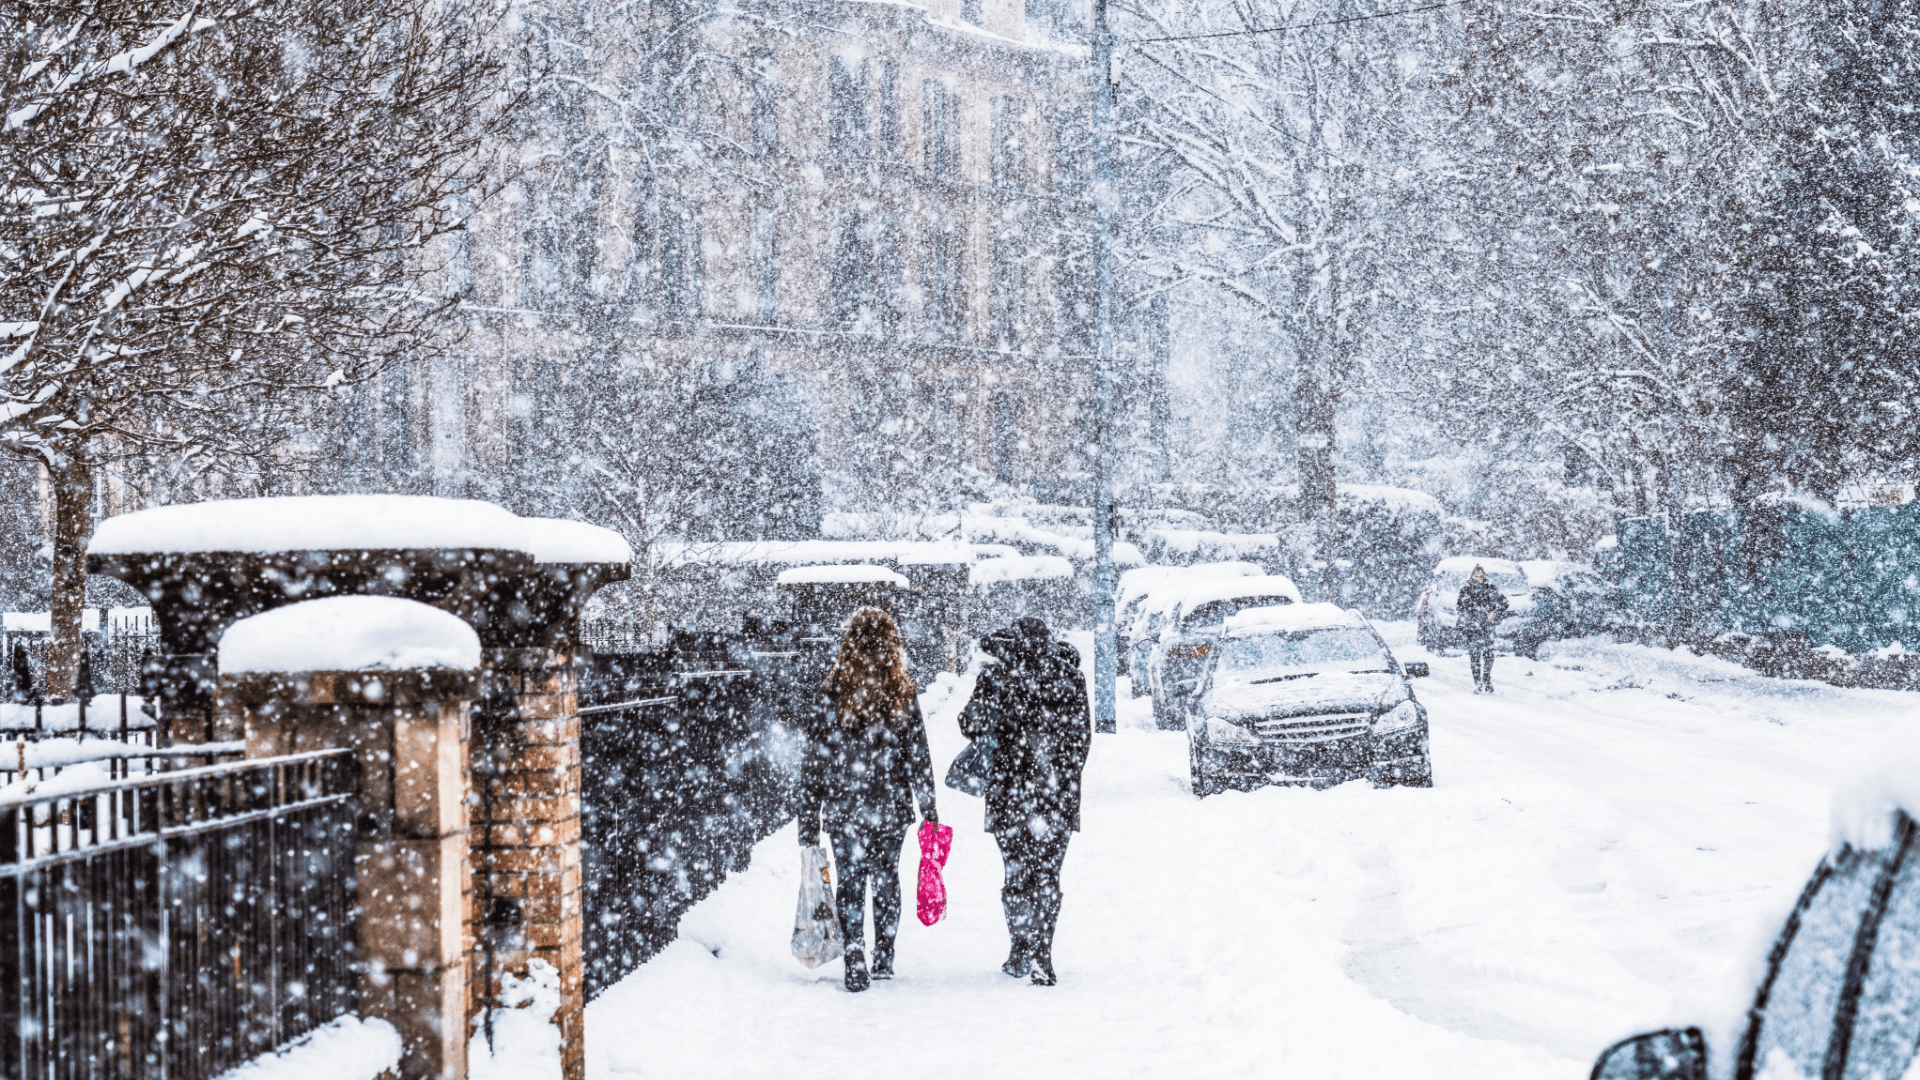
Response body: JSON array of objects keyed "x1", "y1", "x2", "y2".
[
  {"x1": 796, "y1": 693, "x2": 938, "y2": 842},
  {"x1": 1456, "y1": 577, "x2": 1511, "y2": 645},
  {"x1": 958, "y1": 622, "x2": 1092, "y2": 835}
]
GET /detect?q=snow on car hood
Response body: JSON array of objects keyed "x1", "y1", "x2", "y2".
[{"x1": 1203, "y1": 671, "x2": 1405, "y2": 721}]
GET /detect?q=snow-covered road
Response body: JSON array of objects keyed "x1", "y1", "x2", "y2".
[{"x1": 515, "y1": 628, "x2": 1920, "y2": 1079}]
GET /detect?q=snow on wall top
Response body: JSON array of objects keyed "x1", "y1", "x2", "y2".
[
  {"x1": 649, "y1": 540, "x2": 974, "y2": 568},
  {"x1": 520, "y1": 518, "x2": 633, "y2": 565},
  {"x1": 1144, "y1": 528, "x2": 1280, "y2": 558},
  {"x1": 1339, "y1": 485, "x2": 1445, "y2": 516},
  {"x1": 1175, "y1": 574, "x2": 1304, "y2": 617},
  {"x1": 89, "y1": 496, "x2": 631, "y2": 564},
  {"x1": 1224, "y1": 602, "x2": 1365, "y2": 638},
  {"x1": 775, "y1": 564, "x2": 909, "y2": 587},
  {"x1": 970, "y1": 555, "x2": 1075, "y2": 585},
  {"x1": 1433, "y1": 555, "x2": 1524, "y2": 577},
  {"x1": 218, "y1": 596, "x2": 480, "y2": 674}
]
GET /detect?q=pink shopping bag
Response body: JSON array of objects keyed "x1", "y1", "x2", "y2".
[{"x1": 917, "y1": 821, "x2": 954, "y2": 927}]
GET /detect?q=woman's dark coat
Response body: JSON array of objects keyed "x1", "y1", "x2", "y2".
[
  {"x1": 958, "y1": 620, "x2": 1093, "y2": 834},
  {"x1": 1456, "y1": 577, "x2": 1511, "y2": 646},
  {"x1": 796, "y1": 692, "x2": 938, "y2": 840}
]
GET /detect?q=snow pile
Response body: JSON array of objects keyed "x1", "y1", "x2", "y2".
[
  {"x1": 775, "y1": 564, "x2": 908, "y2": 586},
  {"x1": 1141, "y1": 527, "x2": 1281, "y2": 560},
  {"x1": 969, "y1": 555, "x2": 1074, "y2": 585},
  {"x1": 215, "y1": 1016, "x2": 401, "y2": 1080},
  {"x1": 1830, "y1": 723, "x2": 1920, "y2": 851},
  {"x1": 90, "y1": 496, "x2": 632, "y2": 564},
  {"x1": 1341, "y1": 484, "x2": 1447, "y2": 516},
  {"x1": 0, "y1": 759, "x2": 113, "y2": 803},
  {"x1": 218, "y1": 597, "x2": 480, "y2": 674},
  {"x1": 470, "y1": 959, "x2": 563, "y2": 1080}
]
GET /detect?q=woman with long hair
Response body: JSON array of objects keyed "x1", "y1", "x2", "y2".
[{"x1": 796, "y1": 606, "x2": 939, "y2": 992}]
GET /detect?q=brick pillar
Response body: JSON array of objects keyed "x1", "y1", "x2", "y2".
[
  {"x1": 471, "y1": 646, "x2": 584, "y2": 1080},
  {"x1": 226, "y1": 669, "x2": 476, "y2": 1080}
]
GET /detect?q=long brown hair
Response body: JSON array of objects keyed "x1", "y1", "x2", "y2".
[{"x1": 823, "y1": 606, "x2": 918, "y2": 729}]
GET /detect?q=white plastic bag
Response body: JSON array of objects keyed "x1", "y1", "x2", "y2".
[{"x1": 791, "y1": 844, "x2": 844, "y2": 969}]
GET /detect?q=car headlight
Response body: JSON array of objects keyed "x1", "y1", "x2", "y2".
[
  {"x1": 1373, "y1": 699, "x2": 1424, "y2": 736},
  {"x1": 1203, "y1": 715, "x2": 1260, "y2": 746}
]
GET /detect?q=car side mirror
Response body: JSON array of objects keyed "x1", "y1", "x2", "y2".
[
  {"x1": 1590, "y1": 1028, "x2": 1706, "y2": 1080},
  {"x1": 1404, "y1": 662, "x2": 1429, "y2": 678}
]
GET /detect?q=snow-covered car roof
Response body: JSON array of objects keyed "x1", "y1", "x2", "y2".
[
  {"x1": 1173, "y1": 574, "x2": 1304, "y2": 619},
  {"x1": 1519, "y1": 559, "x2": 1593, "y2": 590},
  {"x1": 1222, "y1": 602, "x2": 1367, "y2": 638},
  {"x1": 1117, "y1": 561, "x2": 1262, "y2": 612},
  {"x1": 1432, "y1": 556, "x2": 1524, "y2": 577},
  {"x1": 775, "y1": 564, "x2": 909, "y2": 587}
]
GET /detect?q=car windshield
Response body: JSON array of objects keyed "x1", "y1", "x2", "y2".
[
  {"x1": 1213, "y1": 627, "x2": 1392, "y2": 682},
  {"x1": 1438, "y1": 570, "x2": 1528, "y2": 595}
]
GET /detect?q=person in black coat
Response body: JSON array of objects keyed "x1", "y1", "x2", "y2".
[
  {"x1": 796, "y1": 606, "x2": 939, "y2": 993},
  {"x1": 1456, "y1": 565, "x2": 1511, "y2": 693},
  {"x1": 957, "y1": 616, "x2": 1092, "y2": 986}
]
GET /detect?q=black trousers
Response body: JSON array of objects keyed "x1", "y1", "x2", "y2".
[
  {"x1": 1469, "y1": 645, "x2": 1494, "y2": 686},
  {"x1": 995, "y1": 825, "x2": 1072, "y2": 957},
  {"x1": 830, "y1": 827, "x2": 905, "y2": 967}
]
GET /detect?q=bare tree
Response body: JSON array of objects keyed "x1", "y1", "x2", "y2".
[{"x1": 1, "y1": 0, "x2": 511, "y2": 698}]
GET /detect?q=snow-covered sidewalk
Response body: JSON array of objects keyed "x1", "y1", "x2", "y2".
[{"x1": 535, "y1": 627, "x2": 1920, "y2": 1079}]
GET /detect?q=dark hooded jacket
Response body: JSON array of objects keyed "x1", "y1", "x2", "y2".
[
  {"x1": 958, "y1": 619, "x2": 1093, "y2": 834},
  {"x1": 1456, "y1": 573, "x2": 1511, "y2": 646},
  {"x1": 796, "y1": 691, "x2": 938, "y2": 840}
]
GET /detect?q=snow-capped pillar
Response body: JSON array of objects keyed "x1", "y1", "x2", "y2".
[{"x1": 219, "y1": 597, "x2": 484, "y2": 1080}]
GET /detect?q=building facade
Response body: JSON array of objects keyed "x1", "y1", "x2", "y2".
[{"x1": 368, "y1": 0, "x2": 1107, "y2": 536}]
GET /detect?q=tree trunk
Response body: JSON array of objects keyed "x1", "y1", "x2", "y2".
[
  {"x1": 45, "y1": 453, "x2": 92, "y2": 704},
  {"x1": 1296, "y1": 350, "x2": 1338, "y2": 601}
]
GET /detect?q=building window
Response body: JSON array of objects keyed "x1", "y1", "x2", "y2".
[
  {"x1": 876, "y1": 61, "x2": 901, "y2": 160},
  {"x1": 993, "y1": 390, "x2": 1021, "y2": 482},
  {"x1": 990, "y1": 232, "x2": 1026, "y2": 348},
  {"x1": 828, "y1": 57, "x2": 868, "y2": 159},
  {"x1": 922, "y1": 225, "x2": 960, "y2": 341},
  {"x1": 830, "y1": 210, "x2": 878, "y2": 333},
  {"x1": 1054, "y1": 108, "x2": 1089, "y2": 192},
  {"x1": 752, "y1": 204, "x2": 779, "y2": 323},
  {"x1": 752, "y1": 52, "x2": 780, "y2": 156},
  {"x1": 990, "y1": 95, "x2": 1027, "y2": 189},
  {"x1": 922, "y1": 80, "x2": 958, "y2": 177},
  {"x1": 430, "y1": 355, "x2": 468, "y2": 497},
  {"x1": 660, "y1": 197, "x2": 703, "y2": 321}
]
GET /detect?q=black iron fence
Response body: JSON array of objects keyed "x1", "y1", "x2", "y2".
[
  {"x1": 578, "y1": 629, "x2": 816, "y2": 997},
  {"x1": 1, "y1": 750, "x2": 357, "y2": 1080}
]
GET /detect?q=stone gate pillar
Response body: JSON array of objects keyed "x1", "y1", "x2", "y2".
[{"x1": 217, "y1": 596, "x2": 482, "y2": 1080}]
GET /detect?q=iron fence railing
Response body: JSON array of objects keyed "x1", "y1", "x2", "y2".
[
  {"x1": 1, "y1": 750, "x2": 357, "y2": 1080},
  {"x1": 576, "y1": 632, "x2": 811, "y2": 997}
]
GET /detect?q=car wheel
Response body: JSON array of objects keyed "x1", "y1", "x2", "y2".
[
  {"x1": 1189, "y1": 735, "x2": 1221, "y2": 797},
  {"x1": 1153, "y1": 689, "x2": 1186, "y2": 731}
]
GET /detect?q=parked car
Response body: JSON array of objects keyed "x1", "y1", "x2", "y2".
[
  {"x1": 1147, "y1": 574, "x2": 1304, "y2": 730},
  {"x1": 1182, "y1": 603, "x2": 1432, "y2": 796},
  {"x1": 1592, "y1": 806, "x2": 1920, "y2": 1080},
  {"x1": 1117, "y1": 562, "x2": 1260, "y2": 689},
  {"x1": 1515, "y1": 559, "x2": 1620, "y2": 653},
  {"x1": 1414, "y1": 557, "x2": 1538, "y2": 656}
]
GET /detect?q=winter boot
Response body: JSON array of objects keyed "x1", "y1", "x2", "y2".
[
  {"x1": 1029, "y1": 894, "x2": 1060, "y2": 987},
  {"x1": 1001, "y1": 890, "x2": 1034, "y2": 977},
  {"x1": 844, "y1": 947, "x2": 870, "y2": 993},
  {"x1": 872, "y1": 935, "x2": 895, "y2": 980}
]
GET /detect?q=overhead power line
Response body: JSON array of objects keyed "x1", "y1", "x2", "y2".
[{"x1": 1126, "y1": 0, "x2": 1473, "y2": 44}]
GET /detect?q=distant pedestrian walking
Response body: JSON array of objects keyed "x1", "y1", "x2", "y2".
[
  {"x1": 1456, "y1": 565, "x2": 1510, "y2": 693},
  {"x1": 796, "y1": 607, "x2": 939, "y2": 993},
  {"x1": 958, "y1": 617, "x2": 1092, "y2": 986}
]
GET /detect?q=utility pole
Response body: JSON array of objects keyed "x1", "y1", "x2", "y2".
[{"x1": 1089, "y1": 0, "x2": 1118, "y2": 734}]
